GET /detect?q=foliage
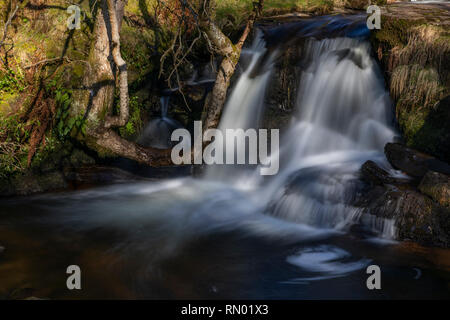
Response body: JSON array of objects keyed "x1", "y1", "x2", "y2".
[
  {"x1": 49, "y1": 79, "x2": 86, "y2": 140},
  {"x1": 0, "y1": 69, "x2": 25, "y2": 94},
  {"x1": 118, "y1": 95, "x2": 143, "y2": 139},
  {"x1": 0, "y1": 114, "x2": 29, "y2": 178}
]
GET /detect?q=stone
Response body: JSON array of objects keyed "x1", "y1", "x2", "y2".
[
  {"x1": 63, "y1": 165, "x2": 145, "y2": 187},
  {"x1": 359, "y1": 184, "x2": 450, "y2": 247},
  {"x1": 384, "y1": 143, "x2": 450, "y2": 179},
  {"x1": 418, "y1": 171, "x2": 450, "y2": 207},
  {"x1": 360, "y1": 160, "x2": 409, "y2": 185}
]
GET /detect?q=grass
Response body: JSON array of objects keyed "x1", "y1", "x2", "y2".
[
  {"x1": 125, "y1": 0, "x2": 337, "y2": 29},
  {"x1": 215, "y1": 0, "x2": 335, "y2": 26}
]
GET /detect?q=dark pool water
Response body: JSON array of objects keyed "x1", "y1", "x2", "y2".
[{"x1": 0, "y1": 180, "x2": 449, "y2": 300}]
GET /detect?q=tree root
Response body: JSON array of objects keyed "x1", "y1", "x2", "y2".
[{"x1": 88, "y1": 129, "x2": 173, "y2": 166}]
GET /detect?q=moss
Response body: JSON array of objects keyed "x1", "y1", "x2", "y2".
[
  {"x1": 84, "y1": 135, "x2": 117, "y2": 159},
  {"x1": 120, "y1": 24, "x2": 156, "y2": 85},
  {"x1": 371, "y1": 9, "x2": 449, "y2": 162},
  {"x1": 374, "y1": 17, "x2": 424, "y2": 48},
  {"x1": 118, "y1": 95, "x2": 143, "y2": 140},
  {"x1": 215, "y1": 0, "x2": 338, "y2": 27}
]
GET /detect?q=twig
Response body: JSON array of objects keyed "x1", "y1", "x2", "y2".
[
  {"x1": 0, "y1": 2, "x2": 19, "y2": 49},
  {"x1": 24, "y1": 57, "x2": 71, "y2": 69}
]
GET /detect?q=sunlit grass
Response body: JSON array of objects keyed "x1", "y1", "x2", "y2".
[{"x1": 125, "y1": 0, "x2": 336, "y2": 28}]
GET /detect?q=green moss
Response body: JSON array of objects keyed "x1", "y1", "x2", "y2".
[
  {"x1": 120, "y1": 24, "x2": 156, "y2": 84},
  {"x1": 215, "y1": 0, "x2": 336, "y2": 27},
  {"x1": 84, "y1": 135, "x2": 117, "y2": 159},
  {"x1": 374, "y1": 17, "x2": 423, "y2": 48}
]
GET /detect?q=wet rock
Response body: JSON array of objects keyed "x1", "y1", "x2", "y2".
[
  {"x1": 4, "y1": 171, "x2": 68, "y2": 197},
  {"x1": 263, "y1": 44, "x2": 302, "y2": 132},
  {"x1": 384, "y1": 143, "x2": 450, "y2": 178},
  {"x1": 360, "y1": 160, "x2": 409, "y2": 185},
  {"x1": 266, "y1": 46, "x2": 302, "y2": 112},
  {"x1": 418, "y1": 171, "x2": 450, "y2": 207},
  {"x1": 63, "y1": 165, "x2": 147, "y2": 187},
  {"x1": 360, "y1": 184, "x2": 450, "y2": 247},
  {"x1": 393, "y1": 190, "x2": 450, "y2": 247},
  {"x1": 359, "y1": 154, "x2": 450, "y2": 247},
  {"x1": 67, "y1": 148, "x2": 96, "y2": 167},
  {"x1": 371, "y1": 3, "x2": 450, "y2": 161}
]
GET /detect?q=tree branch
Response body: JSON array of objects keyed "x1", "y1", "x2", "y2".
[
  {"x1": 236, "y1": 0, "x2": 264, "y2": 50},
  {"x1": 200, "y1": 0, "x2": 265, "y2": 131},
  {"x1": 104, "y1": 0, "x2": 129, "y2": 129}
]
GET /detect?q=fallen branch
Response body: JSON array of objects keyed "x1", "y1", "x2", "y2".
[
  {"x1": 23, "y1": 57, "x2": 70, "y2": 69},
  {"x1": 0, "y1": 1, "x2": 19, "y2": 49},
  {"x1": 0, "y1": 1, "x2": 21, "y2": 66}
]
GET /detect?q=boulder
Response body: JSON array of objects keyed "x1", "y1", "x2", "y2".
[
  {"x1": 370, "y1": 3, "x2": 450, "y2": 162},
  {"x1": 2, "y1": 171, "x2": 68, "y2": 197},
  {"x1": 63, "y1": 165, "x2": 146, "y2": 187},
  {"x1": 360, "y1": 185, "x2": 449, "y2": 247},
  {"x1": 384, "y1": 143, "x2": 450, "y2": 179},
  {"x1": 360, "y1": 160, "x2": 409, "y2": 185},
  {"x1": 419, "y1": 171, "x2": 450, "y2": 207}
]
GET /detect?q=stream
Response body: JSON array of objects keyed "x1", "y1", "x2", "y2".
[{"x1": 0, "y1": 14, "x2": 449, "y2": 299}]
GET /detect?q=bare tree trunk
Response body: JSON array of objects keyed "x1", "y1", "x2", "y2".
[
  {"x1": 104, "y1": 0, "x2": 129, "y2": 129},
  {"x1": 86, "y1": 129, "x2": 172, "y2": 166},
  {"x1": 201, "y1": 0, "x2": 264, "y2": 132}
]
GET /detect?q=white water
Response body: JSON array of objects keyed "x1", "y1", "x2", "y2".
[
  {"x1": 256, "y1": 37, "x2": 398, "y2": 237},
  {"x1": 138, "y1": 96, "x2": 182, "y2": 149},
  {"x1": 218, "y1": 30, "x2": 273, "y2": 131},
  {"x1": 205, "y1": 30, "x2": 277, "y2": 180}
]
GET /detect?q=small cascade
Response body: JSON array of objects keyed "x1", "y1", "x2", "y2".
[
  {"x1": 138, "y1": 96, "x2": 183, "y2": 149},
  {"x1": 205, "y1": 29, "x2": 277, "y2": 181}
]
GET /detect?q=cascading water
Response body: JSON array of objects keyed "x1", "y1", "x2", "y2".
[
  {"x1": 217, "y1": 30, "x2": 273, "y2": 131},
  {"x1": 203, "y1": 27, "x2": 399, "y2": 238},
  {"x1": 138, "y1": 96, "x2": 183, "y2": 149},
  {"x1": 205, "y1": 30, "x2": 277, "y2": 181},
  {"x1": 258, "y1": 37, "x2": 399, "y2": 237}
]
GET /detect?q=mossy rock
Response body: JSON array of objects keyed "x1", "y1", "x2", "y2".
[
  {"x1": 419, "y1": 171, "x2": 450, "y2": 207},
  {"x1": 370, "y1": 4, "x2": 450, "y2": 162}
]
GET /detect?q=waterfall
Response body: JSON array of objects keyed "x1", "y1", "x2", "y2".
[
  {"x1": 218, "y1": 29, "x2": 273, "y2": 131},
  {"x1": 138, "y1": 96, "x2": 182, "y2": 149},
  {"x1": 260, "y1": 37, "x2": 397, "y2": 237},
  {"x1": 205, "y1": 31, "x2": 399, "y2": 238},
  {"x1": 160, "y1": 96, "x2": 169, "y2": 119},
  {"x1": 205, "y1": 30, "x2": 277, "y2": 181},
  {"x1": 42, "y1": 22, "x2": 400, "y2": 241},
  {"x1": 278, "y1": 37, "x2": 395, "y2": 171}
]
